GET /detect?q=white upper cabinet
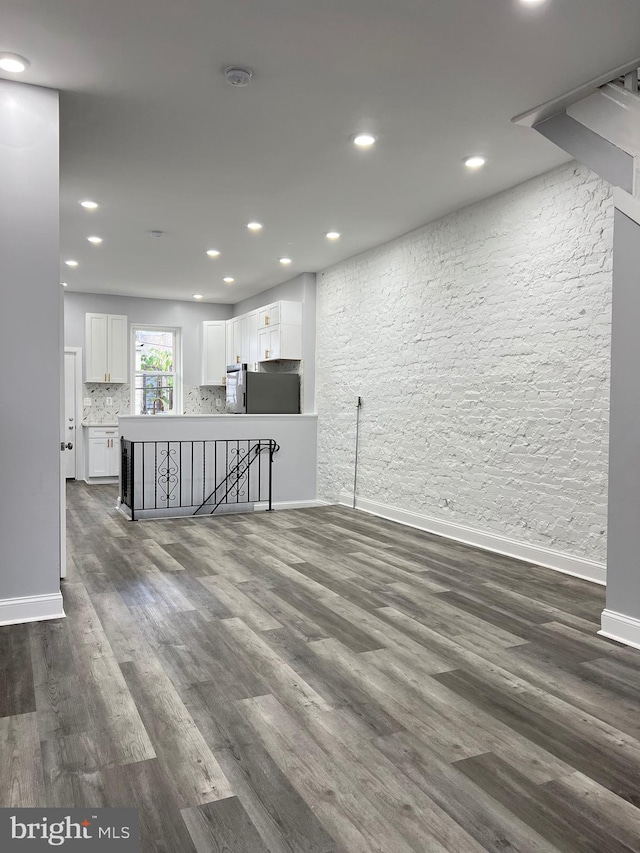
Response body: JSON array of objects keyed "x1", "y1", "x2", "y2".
[
  {"x1": 226, "y1": 317, "x2": 243, "y2": 366},
  {"x1": 257, "y1": 300, "x2": 302, "y2": 361},
  {"x1": 202, "y1": 321, "x2": 226, "y2": 385},
  {"x1": 241, "y1": 310, "x2": 259, "y2": 365},
  {"x1": 85, "y1": 313, "x2": 128, "y2": 383},
  {"x1": 258, "y1": 327, "x2": 279, "y2": 362},
  {"x1": 258, "y1": 324, "x2": 302, "y2": 361},
  {"x1": 225, "y1": 318, "x2": 234, "y2": 368},
  {"x1": 258, "y1": 303, "x2": 278, "y2": 329},
  {"x1": 258, "y1": 300, "x2": 301, "y2": 329},
  {"x1": 224, "y1": 300, "x2": 302, "y2": 368},
  {"x1": 107, "y1": 315, "x2": 128, "y2": 382}
]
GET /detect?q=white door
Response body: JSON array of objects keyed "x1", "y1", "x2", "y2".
[{"x1": 64, "y1": 351, "x2": 77, "y2": 479}]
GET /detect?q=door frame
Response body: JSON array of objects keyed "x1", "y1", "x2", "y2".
[{"x1": 64, "y1": 347, "x2": 84, "y2": 480}]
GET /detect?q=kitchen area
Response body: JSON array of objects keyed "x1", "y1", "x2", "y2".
[{"x1": 63, "y1": 273, "x2": 319, "y2": 518}]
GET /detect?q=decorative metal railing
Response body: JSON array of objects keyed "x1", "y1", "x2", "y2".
[{"x1": 119, "y1": 438, "x2": 279, "y2": 521}]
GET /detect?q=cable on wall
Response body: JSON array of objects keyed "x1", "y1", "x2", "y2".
[{"x1": 353, "y1": 396, "x2": 362, "y2": 509}]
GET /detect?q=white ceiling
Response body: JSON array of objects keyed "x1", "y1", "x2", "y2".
[{"x1": 2, "y1": 0, "x2": 640, "y2": 304}]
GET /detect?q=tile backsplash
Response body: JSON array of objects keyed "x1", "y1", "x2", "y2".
[
  {"x1": 81, "y1": 383, "x2": 226, "y2": 423},
  {"x1": 183, "y1": 385, "x2": 226, "y2": 414},
  {"x1": 82, "y1": 383, "x2": 130, "y2": 424}
]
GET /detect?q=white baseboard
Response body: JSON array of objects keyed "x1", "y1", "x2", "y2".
[
  {"x1": 118, "y1": 499, "x2": 329, "y2": 521},
  {"x1": 339, "y1": 492, "x2": 606, "y2": 586},
  {"x1": 0, "y1": 592, "x2": 65, "y2": 627},
  {"x1": 599, "y1": 609, "x2": 640, "y2": 650},
  {"x1": 255, "y1": 499, "x2": 330, "y2": 511}
]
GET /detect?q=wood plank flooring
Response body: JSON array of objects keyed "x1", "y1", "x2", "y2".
[{"x1": 2, "y1": 482, "x2": 640, "y2": 851}]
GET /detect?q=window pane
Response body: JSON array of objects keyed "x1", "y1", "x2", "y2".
[
  {"x1": 134, "y1": 376, "x2": 175, "y2": 415},
  {"x1": 134, "y1": 329, "x2": 174, "y2": 372}
]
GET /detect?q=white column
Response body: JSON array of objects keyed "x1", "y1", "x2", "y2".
[
  {"x1": 0, "y1": 79, "x2": 64, "y2": 624},
  {"x1": 599, "y1": 203, "x2": 640, "y2": 649}
]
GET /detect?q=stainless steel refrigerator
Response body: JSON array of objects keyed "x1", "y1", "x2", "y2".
[{"x1": 226, "y1": 364, "x2": 300, "y2": 414}]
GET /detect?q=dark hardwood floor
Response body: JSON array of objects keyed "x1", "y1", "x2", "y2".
[{"x1": 2, "y1": 481, "x2": 640, "y2": 851}]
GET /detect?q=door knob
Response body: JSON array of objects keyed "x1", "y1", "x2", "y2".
[{"x1": 65, "y1": 442, "x2": 73, "y2": 450}]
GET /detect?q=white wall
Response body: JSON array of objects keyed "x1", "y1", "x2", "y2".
[
  {"x1": 64, "y1": 291, "x2": 232, "y2": 387},
  {"x1": 233, "y1": 272, "x2": 317, "y2": 413},
  {"x1": 316, "y1": 163, "x2": 612, "y2": 568},
  {"x1": 0, "y1": 80, "x2": 63, "y2": 615}
]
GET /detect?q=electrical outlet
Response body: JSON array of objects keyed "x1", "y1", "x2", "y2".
[
  {"x1": 84, "y1": 398, "x2": 91, "y2": 407},
  {"x1": 106, "y1": 397, "x2": 113, "y2": 406}
]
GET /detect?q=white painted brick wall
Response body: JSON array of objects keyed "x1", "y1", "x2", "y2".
[{"x1": 316, "y1": 163, "x2": 613, "y2": 563}]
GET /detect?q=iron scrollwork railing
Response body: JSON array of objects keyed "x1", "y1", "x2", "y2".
[{"x1": 120, "y1": 438, "x2": 279, "y2": 521}]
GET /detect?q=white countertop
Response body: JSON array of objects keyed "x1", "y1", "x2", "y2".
[
  {"x1": 82, "y1": 422, "x2": 118, "y2": 428},
  {"x1": 118, "y1": 413, "x2": 317, "y2": 420}
]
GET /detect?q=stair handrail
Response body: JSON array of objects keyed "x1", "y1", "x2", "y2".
[{"x1": 193, "y1": 439, "x2": 279, "y2": 515}]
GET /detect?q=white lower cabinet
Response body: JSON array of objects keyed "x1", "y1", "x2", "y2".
[{"x1": 87, "y1": 427, "x2": 119, "y2": 479}]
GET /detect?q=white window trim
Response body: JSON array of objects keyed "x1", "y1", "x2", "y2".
[{"x1": 130, "y1": 325, "x2": 182, "y2": 415}]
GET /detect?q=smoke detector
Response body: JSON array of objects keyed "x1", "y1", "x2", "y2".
[{"x1": 224, "y1": 66, "x2": 253, "y2": 87}]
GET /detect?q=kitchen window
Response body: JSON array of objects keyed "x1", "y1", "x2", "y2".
[{"x1": 131, "y1": 326, "x2": 181, "y2": 415}]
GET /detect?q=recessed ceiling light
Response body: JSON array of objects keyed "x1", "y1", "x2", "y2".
[
  {"x1": 519, "y1": 0, "x2": 547, "y2": 4},
  {"x1": 353, "y1": 133, "x2": 376, "y2": 148},
  {"x1": 247, "y1": 222, "x2": 263, "y2": 232},
  {"x1": 326, "y1": 231, "x2": 341, "y2": 240},
  {"x1": 206, "y1": 249, "x2": 220, "y2": 257},
  {"x1": 61, "y1": 282, "x2": 68, "y2": 287},
  {"x1": 279, "y1": 257, "x2": 292, "y2": 266},
  {"x1": 223, "y1": 277, "x2": 235, "y2": 284},
  {"x1": 464, "y1": 155, "x2": 486, "y2": 169},
  {"x1": 193, "y1": 294, "x2": 203, "y2": 300},
  {"x1": 80, "y1": 200, "x2": 99, "y2": 210},
  {"x1": 87, "y1": 236, "x2": 102, "y2": 244},
  {"x1": 65, "y1": 260, "x2": 78, "y2": 267},
  {"x1": 0, "y1": 53, "x2": 30, "y2": 73}
]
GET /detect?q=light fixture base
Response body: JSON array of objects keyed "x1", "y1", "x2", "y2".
[{"x1": 224, "y1": 66, "x2": 253, "y2": 87}]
